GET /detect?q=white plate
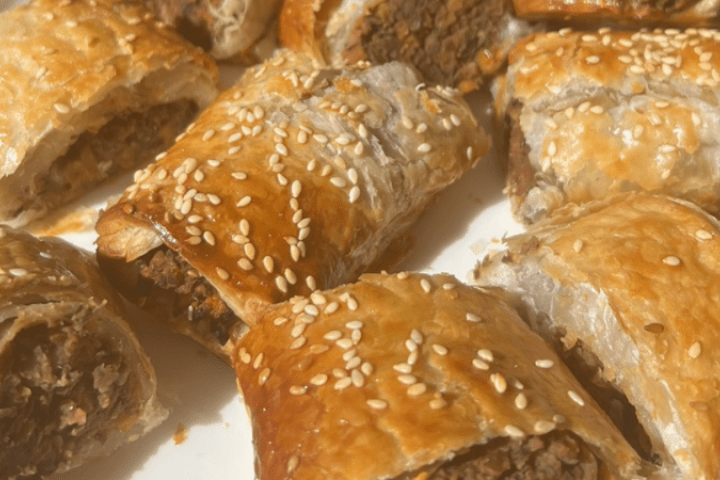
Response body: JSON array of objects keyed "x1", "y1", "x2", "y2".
[{"x1": 2, "y1": 1, "x2": 523, "y2": 478}]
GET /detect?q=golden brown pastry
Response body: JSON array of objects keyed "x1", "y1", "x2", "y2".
[
  {"x1": 278, "y1": 0, "x2": 536, "y2": 93},
  {"x1": 0, "y1": 226, "x2": 166, "y2": 479},
  {"x1": 512, "y1": 0, "x2": 720, "y2": 25},
  {"x1": 233, "y1": 272, "x2": 646, "y2": 480},
  {"x1": 471, "y1": 192, "x2": 720, "y2": 480},
  {"x1": 0, "y1": 0, "x2": 218, "y2": 227},
  {"x1": 142, "y1": 0, "x2": 283, "y2": 61},
  {"x1": 95, "y1": 49, "x2": 489, "y2": 361},
  {"x1": 495, "y1": 27, "x2": 720, "y2": 224}
]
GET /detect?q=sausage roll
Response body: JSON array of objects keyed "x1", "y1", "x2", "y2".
[
  {"x1": 233, "y1": 272, "x2": 645, "y2": 480},
  {"x1": 512, "y1": 0, "x2": 720, "y2": 25},
  {"x1": 142, "y1": 0, "x2": 283, "y2": 61},
  {"x1": 0, "y1": 0, "x2": 218, "y2": 227},
  {"x1": 278, "y1": 0, "x2": 536, "y2": 93},
  {"x1": 0, "y1": 227, "x2": 165, "y2": 479},
  {"x1": 495, "y1": 27, "x2": 720, "y2": 224},
  {"x1": 471, "y1": 192, "x2": 720, "y2": 480},
  {"x1": 95, "y1": 49, "x2": 489, "y2": 361}
]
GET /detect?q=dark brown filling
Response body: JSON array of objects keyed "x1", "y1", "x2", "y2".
[
  {"x1": 352, "y1": 0, "x2": 508, "y2": 87},
  {"x1": 631, "y1": 0, "x2": 700, "y2": 13},
  {"x1": 144, "y1": 0, "x2": 214, "y2": 51},
  {"x1": 400, "y1": 430, "x2": 598, "y2": 480},
  {"x1": 21, "y1": 100, "x2": 198, "y2": 219},
  {"x1": 0, "y1": 309, "x2": 134, "y2": 478},
  {"x1": 504, "y1": 100, "x2": 536, "y2": 209},
  {"x1": 133, "y1": 247, "x2": 239, "y2": 350}
]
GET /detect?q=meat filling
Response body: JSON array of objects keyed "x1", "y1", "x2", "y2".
[
  {"x1": 351, "y1": 0, "x2": 509, "y2": 88},
  {"x1": 21, "y1": 100, "x2": 198, "y2": 219},
  {"x1": 401, "y1": 430, "x2": 599, "y2": 480},
  {"x1": 504, "y1": 100, "x2": 536, "y2": 205},
  {"x1": 134, "y1": 247, "x2": 239, "y2": 350},
  {"x1": 0, "y1": 311, "x2": 135, "y2": 478}
]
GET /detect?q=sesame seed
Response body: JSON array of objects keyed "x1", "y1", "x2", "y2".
[
  {"x1": 442, "y1": 283, "x2": 456, "y2": 290},
  {"x1": 535, "y1": 359, "x2": 554, "y2": 369},
  {"x1": 53, "y1": 102, "x2": 70, "y2": 114},
  {"x1": 351, "y1": 370, "x2": 364, "y2": 387},
  {"x1": 284, "y1": 268, "x2": 297, "y2": 284},
  {"x1": 662, "y1": 255, "x2": 681, "y2": 266},
  {"x1": 429, "y1": 398, "x2": 447, "y2": 410},
  {"x1": 262, "y1": 256, "x2": 274, "y2": 273},
  {"x1": 253, "y1": 353, "x2": 264, "y2": 369},
  {"x1": 258, "y1": 368, "x2": 271, "y2": 385},
  {"x1": 472, "y1": 358, "x2": 489, "y2": 370},
  {"x1": 393, "y1": 363, "x2": 412, "y2": 374},
  {"x1": 398, "y1": 375, "x2": 417, "y2": 385},
  {"x1": 334, "y1": 377, "x2": 352, "y2": 390},
  {"x1": 351, "y1": 330, "x2": 362, "y2": 344},
  {"x1": 504, "y1": 425, "x2": 524, "y2": 438},
  {"x1": 336, "y1": 338, "x2": 354, "y2": 349},
  {"x1": 361, "y1": 362, "x2": 373, "y2": 376},
  {"x1": 202, "y1": 129, "x2": 215, "y2": 141},
  {"x1": 275, "y1": 276, "x2": 288, "y2": 293},
  {"x1": 515, "y1": 393, "x2": 528, "y2": 410},
  {"x1": 216, "y1": 267, "x2": 230, "y2": 280},
  {"x1": 273, "y1": 316, "x2": 289, "y2": 326},
  {"x1": 405, "y1": 339, "x2": 418, "y2": 352},
  {"x1": 420, "y1": 279, "x2": 432, "y2": 293},
  {"x1": 290, "y1": 336, "x2": 307, "y2": 349},
  {"x1": 232, "y1": 172, "x2": 248, "y2": 180},
  {"x1": 407, "y1": 383, "x2": 427, "y2": 396},
  {"x1": 534, "y1": 420, "x2": 556, "y2": 434},
  {"x1": 324, "y1": 302, "x2": 340, "y2": 314},
  {"x1": 290, "y1": 385, "x2": 307, "y2": 395},
  {"x1": 367, "y1": 399, "x2": 388, "y2": 410},
  {"x1": 324, "y1": 330, "x2": 342, "y2": 341},
  {"x1": 313, "y1": 134, "x2": 328, "y2": 144},
  {"x1": 401, "y1": 116, "x2": 414, "y2": 129},
  {"x1": 410, "y1": 329, "x2": 423, "y2": 345},
  {"x1": 432, "y1": 344, "x2": 448, "y2": 356},
  {"x1": 243, "y1": 243, "x2": 256, "y2": 260},
  {"x1": 547, "y1": 141, "x2": 557, "y2": 156},
  {"x1": 239, "y1": 219, "x2": 250, "y2": 236},
  {"x1": 491, "y1": 373, "x2": 507, "y2": 393},
  {"x1": 348, "y1": 186, "x2": 361, "y2": 203},
  {"x1": 187, "y1": 236, "x2": 202, "y2": 245},
  {"x1": 466, "y1": 313, "x2": 481, "y2": 323},
  {"x1": 689, "y1": 341, "x2": 702, "y2": 359},
  {"x1": 696, "y1": 229, "x2": 713, "y2": 240},
  {"x1": 310, "y1": 374, "x2": 328, "y2": 386},
  {"x1": 202, "y1": 231, "x2": 216, "y2": 245},
  {"x1": 477, "y1": 349, "x2": 494, "y2": 362},
  {"x1": 417, "y1": 143, "x2": 432, "y2": 153},
  {"x1": 306, "y1": 276, "x2": 317, "y2": 291},
  {"x1": 586, "y1": 55, "x2": 600, "y2": 64},
  {"x1": 572, "y1": 239, "x2": 584, "y2": 253},
  {"x1": 291, "y1": 180, "x2": 302, "y2": 198},
  {"x1": 291, "y1": 323, "x2": 306, "y2": 338},
  {"x1": 346, "y1": 297, "x2": 358, "y2": 311},
  {"x1": 8, "y1": 268, "x2": 27, "y2": 277},
  {"x1": 568, "y1": 390, "x2": 585, "y2": 406},
  {"x1": 345, "y1": 320, "x2": 363, "y2": 330}
]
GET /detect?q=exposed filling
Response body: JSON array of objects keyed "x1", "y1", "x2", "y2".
[
  {"x1": 353, "y1": 0, "x2": 508, "y2": 87},
  {"x1": 0, "y1": 311, "x2": 135, "y2": 478},
  {"x1": 133, "y1": 247, "x2": 239, "y2": 351},
  {"x1": 562, "y1": 342, "x2": 659, "y2": 465},
  {"x1": 401, "y1": 430, "x2": 599, "y2": 480},
  {"x1": 144, "y1": 0, "x2": 214, "y2": 50},
  {"x1": 21, "y1": 100, "x2": 198, "y2": 219},
  {"x1": 632, "y1": 0, "x2": 700, "y2": 13},
  {"x1": 505, "y1": 100, "x2": 536, "y2": 206}
]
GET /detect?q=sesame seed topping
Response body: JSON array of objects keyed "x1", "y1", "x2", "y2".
[
  {"x1": 417, "y1": 143, "x2": 432, "y2": 153},
  {"x1": 202, "y1": 231, "x2": 216, "y2": 245},
  {"x1": 330, "y1": 177, "x2": 347, "y2": 188},
  {"x1": 586, "y1": 55, "x2": 601, "y2": 64},
  {"x1": 232, "y1": 172, "x2": 248, "y2": 180},
  {"x1": 310, "y1": 374, "x2": 328, "y2": 386},
  {"x1": 244, "y1": 243, "x2": 256, "y2": 260},
  {"x1": 504, "y1": 425, "x2": 524, "y2": 438},
  {"x1": 275, "y1": 276, "x2": 288, "y2": 293},
  {"x1": 290, "y1": 336, "x2": 307, "y2": 349},
  {"x1": 515, "y1": 393, "x2": 528, "y2": 410},
  {"x1": 547, "y1": 141, "x2": 557, "y2": 156},
  {"x1": 361, "y1": 362, "x2": 373, "y2": 376},
  {"x1": 216, "y1": 267, "x2": 230, "y2": 280},
  {"x1": 349, "y1": 187, "x2": 361, "y2": 203},
  {"x1": 290, "y1": 385, "x2": 307, "y2": 395},
  {"x1": 568, "y1": 390, "x2": 585, "y2": 406},
  {"x1": 239, "y1": 219, "x2": 250, "y2": 236},
  {"x1": 351, "y1": 370, "x2": 364, "y2": 387},
  {"x1": 398, "y1": 374, "x2": 417, "y2": 385},
  {"x1": 228, "y1": 146, "x2": 241, "y2": 155},
  {"x1": 53, "y1": 102, "x2": 71, "y2": 114},
  {"x1": 228, "y1": 132, "x2": 243, "y2": 143},
  {"x1": 291, "y1": 323, "x2": 306, "y2": 338},
  {"x1": 405, "y1": 339, "x2": 418, "y2": 352},
  {"x1": 689, "y1": 341, "x2": 702, "y2": 358},
  {"x1": 662, "y1": 255, "x2": 681, "y2": 266},
  {"x1": 202, "y1": 129, "x2": 215, "y2": 141},
  {"x1": 477, "y1": 349, "x2": 494, "y2": 362},
  {"x1": 535, "y1": 359, "x2": 554, "y2": 369},
  {"x1": 410, "y1": 329, "x2": 423, "y2": 345},
  {"x1": 367, "y1": 399, "x2": 388, "y2": 410},
  {"x1": 394, "y1": 363, "x2": 412, "y2": 374},
  {"x1": 346, "y1": 297, "x2": 358, "y2": 311},
  {"x1": 466, "y1": 313, "x2": 481, "y2": 323},
  {"x1": 336, "y1": 338, "x2": 354, "y2": 349},
  {"x1": 273, "y1": 316, "x2": 289, "y2": 326},
  {"x1": 324, "y1": 330, "x2": 342, "y2": 341},
  {"x1": 534, "y1": 420, "x2": 556, "y2": 434},
  {"x1": 490, "y1": 373, "x2": 508, "y2": 394},
  {"x1": 253, "y1": 353, "x2": 264, "y2": 369},
  {"x1": 345, "y1": 320, "x2": 363, "y2": 330},
  {"x1": 472, "y1": 358, "x2": 489, "y2": 370},
  {"x1": 324, "y1": 302, "x2": 340, "y2": 314},
  {"x1": 187, "y1": 236, "x2": 202, "y2": 245},
  {"x1": 432, "y1": 344, "x2": 448, "y2": 356},
  {"x1": 407, "y1": 383, "x2": 427, "y2": 396},
  {"x1": 420, "y1": 279, "x2": 432, "y2": 293},
  {"x1": 291, "y1": 180, "x2": 302, "y2": 198},
  {"x1": 334, "y1": 377, "x2": 352, "y2": 390},
  {"x1": 258, "y1": 368, "x2": 271, "y2": 385},
  {"x1": 696, "y1": 229, "x2": 713, "y2": 240},
  {"x1": 306, "y1": 276, "x2": 317, "y2": 291}
]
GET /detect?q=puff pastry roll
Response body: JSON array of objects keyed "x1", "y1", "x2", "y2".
[
  {"x1": 0, "y1": 227, "x2": 165, "y2": 479},
  {"x1": 0, "y1": 0, "x2": 218, "y2": 227},
  {"x1": 471, "y1": 193, "x2": 720, "y2": 480},
  {"x1": 279, "y1": 0, "x2": 535, "y2": 93},
  {"x1": 142, "y1": 0, "x2": 283, "y2": 60},
  {"x1": 233, "y1": 272, "x2": 645, "y2": 480},
  {"x1": 512, "y1": 0, "x2": 720, "y2": 25},
  {"x1": 495, "y1": 27, "x2": 720, "y2": 224},
  {"x1": 95, "y1": 49, "x2": 489, "y2": 360}
]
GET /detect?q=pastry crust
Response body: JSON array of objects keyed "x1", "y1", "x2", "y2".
[
  {"x1": 233, "y1": 272, "x2": 645, "y2": 480},
  {"x1": 495, "y1": 27, "x2": 720, "y2": 224},
  {"x1": 512, "y1": 0, "x2": 720, "y2": 25},
  {"x1": 95, "y1": 49, "x2": 489, "y2": 361},
  {"x1": 143, "y1": 0, "x2": 284, "y2": 60},
  {"x1": 279, "y1": 0, "x2": 536, "y2": 93},
  {"x1": 0, "y1": 0, "x2": 218, "y2": 227},
  {"x1": 0, "y1": 226, "x2": 166, "y2": 479},
  {"x1": 471, "y1": 192, "x2": 720, "y2": 480}
]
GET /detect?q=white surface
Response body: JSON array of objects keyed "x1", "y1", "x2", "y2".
[{"x1": 1, "y1": 1, "x2": 523, "y2": 478}]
